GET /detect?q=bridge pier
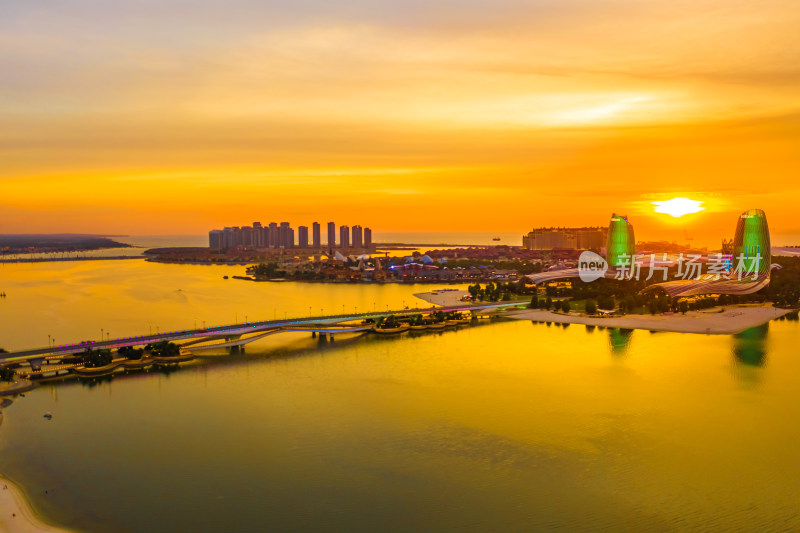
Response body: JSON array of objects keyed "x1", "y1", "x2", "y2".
[
  {"x1": 28, "y1": 357, "x2": 45, "y2": 372},
  {"x1": 329, "y1": 333, "x2": 334, "y2": 342},
  {"x1": 312, "y1": 331, "x2": 316, "y2": 338}
]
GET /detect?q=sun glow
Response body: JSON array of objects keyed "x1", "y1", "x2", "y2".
[{"x1": 652, "y1": 197, "x2": 705, "y2": 218}]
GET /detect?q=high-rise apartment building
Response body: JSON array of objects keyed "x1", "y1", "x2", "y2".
[
  {"x1": 352, "y1": 225, "x2": 363, "y2": 248},
  {"x1": 279, "y1": 222, "x2": 292, "y2": 248},
  {"x1": 312, "y1": 222, "x2": 321, "y2": 249},
  {"x1": 327, "y1": 222, "x2": 336, "y2": 247},
  {"x1": 364, "y1": 227, "x2": 372, "y2": 248},
  {"x1": 209, "y1": 230, "x2": 224, "y2": 249},
  {"x1": 252, "y1": 222, "x2": 264, "y2": 247},
  {"x1": 298, "y1": 226, "x2": 309, "y2": 248},
  {"x1": 268, "y1": 223, "x2": 278, "y2": 248},
  {"x1": 339, "y1": 225, "x2": 350, "y2": 248}
]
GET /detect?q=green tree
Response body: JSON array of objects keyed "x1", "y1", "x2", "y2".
[
  {"x1": 81, "y1": 348, "x2": 113, "y2": 368},
  {"x1": 561, "y1": 300, "x2": 571, "y2": 313},
  {"x1": 151, "y1": 341, "x2": 181, "y2": 357},
  {"x1": 585, "y1": 300, "x2": 597, "y2": 315},
  {"x1": 468, "y1": 284, "x2": 481, "y2": 300},
  {"x1": 118, "y1": 346, "x2": 144, "y2": 360},
  {"x1": 0, "y1": 365, "x2": 15, "y2": 382},
  {"x1": 597, "y1": 295, "x2": 615, "y2": 311},
  {"x1": 679, "y1": 300, "x2": 689, "y2": 314},
  {"x1": 545, "y1": 296, "x2": 553, "y2": 310},
  {"x1": 529, "y1": 296, "x2": 539, "y2": 309}
]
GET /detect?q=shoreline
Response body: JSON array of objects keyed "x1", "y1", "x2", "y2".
[
  {"x1": 412, "y1": 290, "x2": 793, "y2": 334},
  {"x1": 506, "y1": 305, "x2": 793, "y2": 335},
  {"x1": 0, "y1": 475, "x2": 70, "y2": 533}
]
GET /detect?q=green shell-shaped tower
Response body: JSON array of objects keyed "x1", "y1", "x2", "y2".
[
  {"x1": 606, "y1": 213, "x2": 636, "y2": 267},
  {"x1": 733, "y1": 209, "x2": 771, "y2": 275}
]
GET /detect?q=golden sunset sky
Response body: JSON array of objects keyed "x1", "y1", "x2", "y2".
[{"x1": 1, "y1": 0, "x2": 798, "y2": 244}]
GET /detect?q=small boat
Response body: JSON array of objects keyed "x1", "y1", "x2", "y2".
[
  {"x1": 492, "y1": 237, "x2": 501, "y2": 241},
  {"x1": 223, "y1": 276, "x2": 229, "y2": 279},
  {"x1": 43, "y1": 412, "x2": 52, "y2": 420}
]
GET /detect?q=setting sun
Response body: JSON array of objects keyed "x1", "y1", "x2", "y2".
[{"x1": 652, "y1": 197, "x2": 706, "y2": 218}]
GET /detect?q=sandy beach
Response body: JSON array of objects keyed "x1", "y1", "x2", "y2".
[
  {"x1": 0, "y1": 475, "x2": 68, "y2": 533},
  {"x1": 507, "y1": 305, "x2": 792, "y2": 335},
  {"x1": 1, "y1": 397, "x2": 68, "y2": 533}
]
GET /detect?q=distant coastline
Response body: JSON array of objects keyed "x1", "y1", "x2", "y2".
[
  {"x1": 0, "y1": 234, "x2": 132, "y2": 256},
  {"x1": 0, "y1": 256, "x2": 143, "y2": 264}
]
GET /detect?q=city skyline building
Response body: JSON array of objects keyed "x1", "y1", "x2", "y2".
[
  {"x1": 278, "y1": 222, "x2": 291, "y2": 248},
  {"x1": 734, "y1": 209, "x2": 771, "y2": 275},
  {"x1": 523, "y1": 226, "x2": 607, "y2": 251},
  {"x1": 352, "y1": 225, "x2": 363, "y2": 248},
  {"x1": 298, "y1": 226, "x2": 309, "y2": 248},
  {"x1": 312, "y1": 222, "x2": 321, "y2": 249},
  {"x1": 606, "y1": 214, "x2": 636, "y2": 267},
  {"x1": 648, "y1": 208, "x2": 774, "y2": 297},
  {"x1": 209, "y1": 220, "x2": 374, "y2": 250},
  {"x1": 327, "y1": 222, "x2": 336, "y2": 247}
]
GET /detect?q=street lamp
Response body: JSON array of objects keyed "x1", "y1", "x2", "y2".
[{"x1": 101, "y1": 328, "x2": 104, "y2": 342}]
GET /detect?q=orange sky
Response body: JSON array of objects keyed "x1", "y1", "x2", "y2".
[{"x1": 1, "y1": 0, "x2": 798, "y2": 245}]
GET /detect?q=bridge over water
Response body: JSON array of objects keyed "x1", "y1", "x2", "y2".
[{"x1": 1, "y1": 301, "x2": 527, "y2": 368}]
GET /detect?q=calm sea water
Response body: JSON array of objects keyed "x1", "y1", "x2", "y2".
[{"x1": 1, "y1": 260, "x2": 800, "y2": 532}]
